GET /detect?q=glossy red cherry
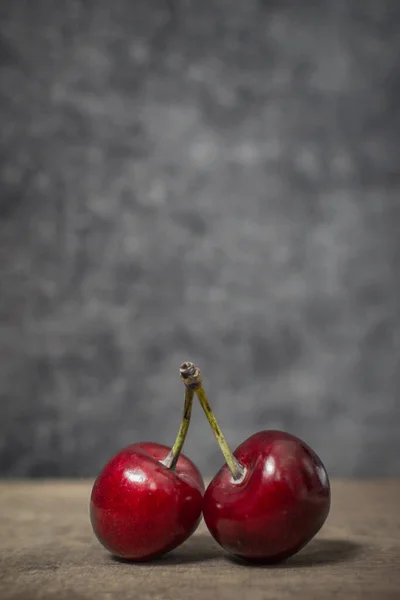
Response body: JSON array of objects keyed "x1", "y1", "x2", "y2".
[
  {"x1": 179, "y1": 361, "x2": 331, "y2": 564},
  {"x1": 90, "y1": 441, "x2": 204, "y2": 561},
  {"x1": 203, "y1": 430, "x2": 330, "y2": 563}
]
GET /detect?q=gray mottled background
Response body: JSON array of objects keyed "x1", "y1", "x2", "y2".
[{"x1": 1, "y1": 0, "x2": 399, "y2": 478}]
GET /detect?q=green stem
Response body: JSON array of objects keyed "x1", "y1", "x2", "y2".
[
  {"x1": 161, "y1": 385, "x2": 195, "y2": 470},
  {"x1": 179, "y1": 361, "x2": 245, "y2": 481}
]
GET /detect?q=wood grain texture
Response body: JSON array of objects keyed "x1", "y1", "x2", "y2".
[{"x1": 0, "y1": 480, "x2": 399, "y2": 600}]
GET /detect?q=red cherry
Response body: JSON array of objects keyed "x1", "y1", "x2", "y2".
[
  {"x1": 203, "y1": 430, "x2": 330, "y2": 563},
  {"x1": 90, "y1": 441, "x2": 204, "y2": 561},
  {"x1": 179, "y1": 361, "x2": 331, "y2": 564}
]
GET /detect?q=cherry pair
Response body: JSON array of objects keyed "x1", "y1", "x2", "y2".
[{"x1": 90, "y1": 362, "x2": 330, "y2": 563}]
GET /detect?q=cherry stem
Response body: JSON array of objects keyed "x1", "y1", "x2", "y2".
[
  {"x1": 161, "y1": 385, "x2": 195, "y2": 470},
  {"x1": 179, "y1": 361, "x2": 245, "y2": 482}
]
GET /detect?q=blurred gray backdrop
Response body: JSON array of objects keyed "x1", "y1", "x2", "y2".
[{"x1": 1, "y1": 0, "x2": 399, "y2": 478}]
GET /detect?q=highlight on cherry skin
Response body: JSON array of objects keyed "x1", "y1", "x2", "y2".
[
  {"x1": 90, "y1": 386, "x2": 204, "y2": 561},
  {"x1": 179, "y1": 361, "x2": 331, "y2": 564}
]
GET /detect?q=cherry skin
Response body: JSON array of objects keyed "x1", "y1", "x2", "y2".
[
  {"x1": 90, "y1": 442, "x2": 204, "y2": 561},
  {"x1": 203, "y1": 430, "x2": 330, "y2": 563}
]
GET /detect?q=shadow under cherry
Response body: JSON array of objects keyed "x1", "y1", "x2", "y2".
[
  {"x1": 225, "y1": 538, "x2": 362, "y2": 569},
  {"x1": 111, "y1": 533, "x2": 221, "y2": 566}
]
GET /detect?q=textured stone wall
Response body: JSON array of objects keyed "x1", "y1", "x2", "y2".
[{"x1": 1, "y1": 0, "x2": 399, "y2": 477}]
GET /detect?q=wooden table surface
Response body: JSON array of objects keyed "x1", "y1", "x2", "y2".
[{"x1": 0, "y1": 480, "x2": 399, "y2": 600}]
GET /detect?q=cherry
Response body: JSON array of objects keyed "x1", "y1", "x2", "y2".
[
  {"x1": 180, "y1": 362, "x2": 331, "y2": 564},
  {"x1": 90, "y1": 385, "x2": 204, "y2": 561}
]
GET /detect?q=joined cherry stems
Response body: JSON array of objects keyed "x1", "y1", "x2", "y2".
[{"x1": 179, "y1": 361, "x2": 246, "y2": 482}]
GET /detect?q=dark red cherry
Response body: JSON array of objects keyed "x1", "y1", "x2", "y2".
[{"x1": 90, "y1": 442, "x2": 204, "y2": 561}]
